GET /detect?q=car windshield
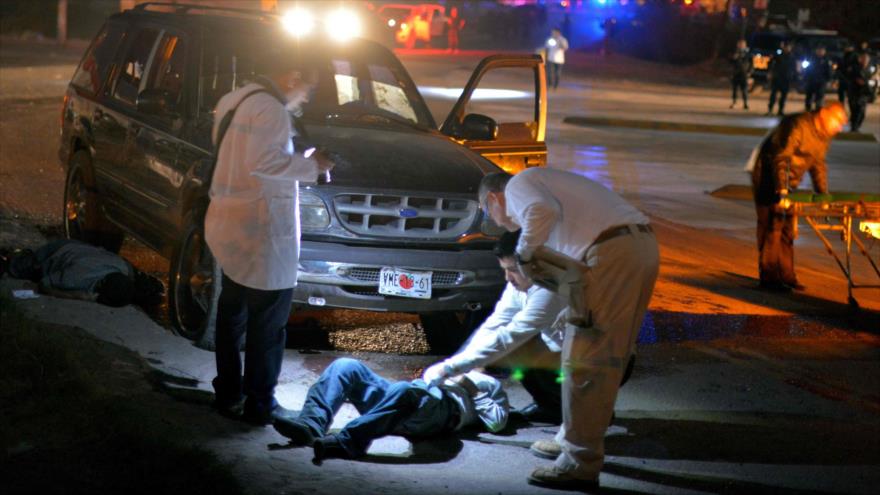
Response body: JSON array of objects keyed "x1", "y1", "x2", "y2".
[{"x1": 199, "y1": 29, "x2": 434, "y2": 129}]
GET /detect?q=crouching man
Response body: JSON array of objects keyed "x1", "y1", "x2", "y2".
[
  {"x1": 273, "y1": 358, "x2": 508, "y2": 463},
  {"x1": 423, "y1": 229, "x2": 566, "y2": 424}
]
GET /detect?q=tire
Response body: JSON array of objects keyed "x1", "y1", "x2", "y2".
[
  {"x1": 169, "y1": 211, "x2": 214, "y2": 341},
  {"x1": 63, "y1": 151, "x2": 124, "y2": 253},
  {"x1": 420, "y1": 308, "x2": 491, "y2": 355}
]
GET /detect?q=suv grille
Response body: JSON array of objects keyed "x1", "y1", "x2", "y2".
[
  {"x1": 333, "y1": 194, "x2": 477, "y2": 238},
  {"x1": 347, "y1": 267, "x2": 463, "y2": 286}
]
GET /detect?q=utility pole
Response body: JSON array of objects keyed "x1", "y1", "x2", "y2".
[{"x1": 57, "y1": 0, "x2": 67, "y2": 46}]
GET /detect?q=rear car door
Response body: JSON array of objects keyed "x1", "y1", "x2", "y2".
[
  {"x1": 124, "y1": 29, "x2": 191, "y2": 234},
  {"x1": 440, "y1": 54, "x2": 547, "y2": 174}
]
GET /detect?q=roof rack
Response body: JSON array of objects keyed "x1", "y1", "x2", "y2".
[{"x1": 132, "y1": 2, "x2": 278, "y2": 21}]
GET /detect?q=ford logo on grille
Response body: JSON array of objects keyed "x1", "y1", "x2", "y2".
[{"x1": 398, "y1": 208, "x2": 419, "y2": 218}]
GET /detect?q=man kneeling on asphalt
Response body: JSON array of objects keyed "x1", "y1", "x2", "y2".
[
  {"x1": 422, "y1": 229, "x2": 566, "y2": 424},
  {"x1": 273, "y1": 357, "x2": 508, "y2": 463}
]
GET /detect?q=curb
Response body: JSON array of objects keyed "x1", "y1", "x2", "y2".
[{"x1": 563, "y1": 115, "x2": 878, "y2": 143}]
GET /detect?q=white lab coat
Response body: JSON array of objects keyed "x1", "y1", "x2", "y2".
[
  {"x1": 545, "y1": 34, "x2": 569, "y2": 64},
  {"x1": 441, "y1": 283, "x2": 565, "y2": 376},
  {"x1": 505, "y1": 168, "x2": 648, "y2": 261},
  {"x1": 205, "y1": 81, "x2": 319, "y2": 290}
]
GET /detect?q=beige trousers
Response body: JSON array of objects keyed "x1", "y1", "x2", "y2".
[{"x1": 553, "y1": 226, "x2": 659, "y2": 479}]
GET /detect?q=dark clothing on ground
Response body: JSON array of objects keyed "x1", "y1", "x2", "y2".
[
  {"x1": 803, "y1": 55, "x2": 833, "y2": 111},
  {"x1": 213, "y1": 273, "x2": 293, "y2": 418},
  {"x1": 293, "y1": 358, "x2": 463, "y2": 458},
  {"x1": 750, "y1": 112, "x2": 832, "y2": 286},
  {"x1": 846, "y1": 64, "x2": 874, "y2": 132},
  {"x1": 9, "y1": 239, "x2": 132, "y2": 293},
  {"x1": 730, "y1": 48, "x2": 753, "y2": 107},
  {"x1": 768, "y1": 51, "x2": 797, "y2": 114}
]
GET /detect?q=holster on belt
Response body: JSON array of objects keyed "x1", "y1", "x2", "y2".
[{"x1": 520, "y1": 246, "x2": 591, "y2": 328}]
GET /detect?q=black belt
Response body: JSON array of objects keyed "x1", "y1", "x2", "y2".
[{"x1": 592, "y1": 224, "x2": 652, "y2": 246}]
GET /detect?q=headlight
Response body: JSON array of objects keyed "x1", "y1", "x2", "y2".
[
  {"x1": 801, "y1": 60, "x2": 811, "y2": 69},
  {"x1": 300, "y1": 191, "x2": 330, "y2": 230},
  {"x1": 387, "y1": 19, "x2": 396, "y2": 28},
  {"x1": 326, "y1": 9, "x2": 361, "y2": 42},
  {"x1": 281, "y1": 8, "x2": 315, "y2": 37},
  {"x1": 480, "y1": 214, "x2": 506, "y2": 237}
]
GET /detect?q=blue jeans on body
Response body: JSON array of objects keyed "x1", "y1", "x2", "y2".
[
  {"x1": 297, "y1": 358, "x2": 459, "y2": 457},
  {"x1": 213, "y1": 273, "x2": 293, "y2": 416}
]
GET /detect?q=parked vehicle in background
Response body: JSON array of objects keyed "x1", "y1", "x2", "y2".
[
  {"x1": 749, "y1": 31, "x2": 789, "y2": 88},
  {"x1": 791, "y1": 30, "x2": 849, "y2": 93},
  {"x1": 59, "y1": 2, "x2": 547, "y2": 352},
  {"x1": 377, "y1": 3, "x2": 448, "y2": 49}
]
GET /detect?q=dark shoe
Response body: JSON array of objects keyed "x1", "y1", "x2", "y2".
[
  {"x1": 242, "y1": 403, "x2": 296, "y2": 426},
  {"x1": 274, "y1": 418, "x2": 317, "y2": 447},
  {"x1": 758, "y1": 280, "x2": 792, "y2": 293},
  {"x1": 528, "y1": 466, "x2": 599, "y2": 491},
  {"x1": 312, "y1": 435, "x2": 353, "y2": 465},
  {"x1": 744, "y1": 104, "x2": 749, "y2": 110},
  {"x1": 729, "y1": 103, "x2": 735, "y2": 109},
  {"x1": 784, "y1": 281, "x2": 806, "y2": 291},
  {"x1": 512, "y1": 403, "x2": 562, "y2": 425},
  {"x1": 213, "y1": 396, "x2": 245, "y2": 420},
  {"x1": 777, "y1": 111, "x2": 784, "y2": 116}
]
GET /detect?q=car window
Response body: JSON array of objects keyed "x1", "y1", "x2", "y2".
[
  {"x1": 145, "y1": 33, "x2": 187, "y2": 113},
  {"x1": 70, "y1": 22, "x2": 126, "y2": 94},
  {"x1": 112, "y1": 28, "x2": 161, "y2": 106},
  {"x1": 199, "y1": 33, "x2": 262, "y2": 114}
]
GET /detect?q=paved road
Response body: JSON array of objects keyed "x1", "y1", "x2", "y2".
[{"x1": 2, "y1": 41, "x2": 879, "y2": 494}]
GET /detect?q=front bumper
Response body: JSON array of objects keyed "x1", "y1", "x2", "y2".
[{"x1": 293, "y1": 240, "x2": 504, "y2": 313}]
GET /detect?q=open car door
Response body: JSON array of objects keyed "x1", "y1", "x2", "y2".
[{"x1": 440, "y1": 54, "x2": 547, "y2": 174}]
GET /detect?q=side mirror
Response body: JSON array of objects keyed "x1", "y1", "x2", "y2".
[
  {"x1": 137, "y1": 88, "x2": 176, "y2": 116},
  {"x1": 459, "y1": 113, "x2": 498, "y2": 141}
]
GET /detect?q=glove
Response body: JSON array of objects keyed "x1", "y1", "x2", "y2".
[{"x1": 423, "y1": 362, "x2": 452, "y2": 387}]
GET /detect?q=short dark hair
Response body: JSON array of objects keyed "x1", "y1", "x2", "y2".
[
  {"x1": 95, "y1": 272, "x2": 134, "y2": 307},
  {"x1": 478, "y1": 172, "x2": 513, "y2": 210},
  {"x1": 256, "y1": 40, "x2": 322, "y2": 80},
  {"x1": 493, "y1": 229, "x2": 521, "y2": 259}
]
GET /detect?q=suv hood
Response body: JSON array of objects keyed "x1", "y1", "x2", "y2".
[{"x1": 303, "y1": 124, "x2": 498, "y2": 193}]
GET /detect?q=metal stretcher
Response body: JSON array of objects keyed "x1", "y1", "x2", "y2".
[{"x1": 782, "y1": 192, "x2": 880, "y2": 307}]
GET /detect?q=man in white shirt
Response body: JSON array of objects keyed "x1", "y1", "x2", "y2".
[
  {"x1": 422, "y1": 229, "x2": 566, "y2": 423},
  {"x1": 544, "y1": 28, "x2": 569, "y2": 90},
  {"x1": 205, "y1": 45, "x2": 334, "y2": 426},
  {"x1": 273, "y1": 357, "x2": 508, "y2": 463},
  {"x1": 479, "y1": 169, "x2": 659, "y2": 491}
]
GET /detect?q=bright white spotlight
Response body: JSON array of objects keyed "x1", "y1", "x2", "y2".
[
  {"x1": 387, "y1": 18, "x2": 396, "y2": 27},
  {"x1": 282, "y1": 9, "x2": 314, "y2": 37},
  {"x1": 801, "y1": 60, "x2": 810, "y2": 69},
  {"x1": 326, "y1": 9, "x2": 362, "y2": 42}
]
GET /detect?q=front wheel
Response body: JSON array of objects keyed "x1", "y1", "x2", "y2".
[{"x1": 169, "y1": 212, "x2": 215, "y2": 341}]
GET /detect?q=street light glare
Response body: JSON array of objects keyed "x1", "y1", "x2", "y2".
[{"x1": 326, "y1": 9, "x2": 362, "y2": 42}]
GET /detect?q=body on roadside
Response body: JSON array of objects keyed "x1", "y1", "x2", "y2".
[{"x1": 273, "y1": 357, "x2": 508, "y2": 462}]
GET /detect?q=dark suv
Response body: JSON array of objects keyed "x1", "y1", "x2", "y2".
[{"x1": 59, "y1": 3, "x2": 547, "y2": 349}]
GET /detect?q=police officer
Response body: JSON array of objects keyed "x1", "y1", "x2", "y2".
[
  {"x1": 837, "y1": 44, "x2": 857, "y2": 104},
  {"x1": 767, "y1": 42, "x2": 797, "y2": 116},
  {"x1": 846, "y1": 51, "x2": 874, "y2": 133},
  {"x1": 730, "y1": 39, "x2": 753, "y2": 110},
  {"x1": 803, "y1": 46, "x2": 833, "y2": 111}
]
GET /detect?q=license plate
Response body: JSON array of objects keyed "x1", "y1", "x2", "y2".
[{"x1": 378, "y1": 267, "x2": 432, "y2": 299}]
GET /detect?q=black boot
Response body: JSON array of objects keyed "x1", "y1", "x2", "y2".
[{"x1": 312, "y1": 435, "x2": 353, "y2": 465}]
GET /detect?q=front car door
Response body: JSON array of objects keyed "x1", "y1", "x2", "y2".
[{"x1": 441, "y1": 54, "x2": 547, "y2": 174}]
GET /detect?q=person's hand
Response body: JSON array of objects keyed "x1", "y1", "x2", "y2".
[
  {"x1": 313, "y1": 150, "x2": 335, "y2": 173},
  {"x1": 423, "y1": 362, "x2": 451, "y2": 387}
]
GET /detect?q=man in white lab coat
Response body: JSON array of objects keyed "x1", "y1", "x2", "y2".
[
  {"x1": 479, "y1": 169, "x2": 659, "y2": 490},
  {"x1": 205, "y1": 48, "x2": 334, "y2": 426},
  {"x1": 422, "y1": 229, "x2": 566, "y2": 423}
]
